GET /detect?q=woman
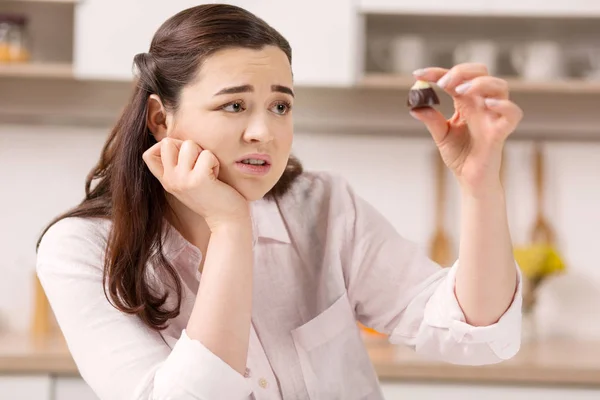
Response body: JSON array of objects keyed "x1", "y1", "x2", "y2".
[{"x1": 36, "y1": 4, "x2": 523, "y2": 400}]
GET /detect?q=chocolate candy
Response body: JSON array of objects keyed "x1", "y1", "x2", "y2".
[{"x1": 407, "y1": 80, "x2": 440, "y2": 110}]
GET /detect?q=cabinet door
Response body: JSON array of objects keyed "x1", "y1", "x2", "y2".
[
  {"x1": 220, "y1": 0, "x2": 358, "y2": 86},
  {"x1": 53, "y1": 377, "x2": 99, "y2": 400},
  {"x1": 74, "y1": 0, "x2": 200, "y2": 81},
  {"x1": 74, "y1": 0, "x2": 358, "y2": 86},
  {"x1": 491, "y1": 0, "x2": 600, "y2": 16},
  {"x1": 0, "y1": 376, "x2": 51, "y2": 400},
  {"x1": 358, "y1": 0, "x2": 486, "y2": 15}
]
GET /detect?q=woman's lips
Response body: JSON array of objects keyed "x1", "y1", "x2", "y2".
[
  {"x1": 234, "y1": 153, "x2": 272, "y2": 176},
  {"x1": 234, "y1": 161, "x2": 271, "y2": 176}
]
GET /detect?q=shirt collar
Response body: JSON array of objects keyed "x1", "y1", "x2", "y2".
[
  {"x1": 161, "y1": 197, "x2": 291, "y2": 263},
  {"x1": 250, "y1": 198, "x2": 291, "y2": 244}
]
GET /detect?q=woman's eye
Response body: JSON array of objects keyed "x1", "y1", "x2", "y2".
[
  {"x1": 271, "y1": 101, "x2": 291, "y2": 115},
  {"x1": 222, "y1": 102, "x2": 245, "y2": 113}
]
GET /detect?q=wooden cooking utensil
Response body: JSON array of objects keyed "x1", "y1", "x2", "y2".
[
  {"x1": 429, "y1": 150, "x2": 453, "y2": 267},
  {"x1": 30, "y1": 273, "x2": 53, "y2": 339},
  {"x1": 531, "y1": 142, "x2": 556, "y2": 245}
]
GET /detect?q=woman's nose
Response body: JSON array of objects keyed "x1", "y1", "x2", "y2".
[{"x1": 243, "y1": 117, "x2": 273, "y2": 143}]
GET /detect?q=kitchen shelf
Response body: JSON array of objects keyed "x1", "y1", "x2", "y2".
[
  {"x1": 359, "y1": 74, "x2": 600, "y2": 95},
  {"x1": 357, "y1": 2, "x2": 600, "y2": 19},
  {"x1": 0, "y1": 0, "x2": 79, "y2": 4},
  {"x1": 0, "y1": 62, "x2": 73, "y2": 79}
]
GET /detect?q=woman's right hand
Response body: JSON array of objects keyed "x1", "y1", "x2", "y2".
[{"x1": 143, "y1": 138, "x2": 250, "y2": 230}]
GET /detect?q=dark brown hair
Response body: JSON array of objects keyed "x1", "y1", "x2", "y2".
[{"x1": 37, "y1": 4, "x2": 303, "y2": 331}]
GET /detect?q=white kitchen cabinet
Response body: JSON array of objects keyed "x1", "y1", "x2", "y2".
[
  {"x1": 74, "y1": 0, "x2": 201, "y2": 81},
  {"x1": 358, "y1": 0, "x2": 487, "y2": 15},
  {"x1": 74, "y1": 0, "x2": 358, "y2": 86},
  {"x1": 0, "y1": 375, "x2": 52, "y2": 400},
  {"x1": 53, "y1": 377, "x2": 99, "y2": 400},
  {"x1": 220, "y1": 1, "x2": 358, "y2": 87},
  {"x1": 380, "y1": 382, "x2": 600, "y2": 400}
]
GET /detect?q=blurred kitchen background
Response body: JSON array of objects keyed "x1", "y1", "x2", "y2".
[{"x1": 1, "y1": 0, "x2": 600, "y2": 399}]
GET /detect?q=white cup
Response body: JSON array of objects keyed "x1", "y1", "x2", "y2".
[
  {"x1": 511, "y1": 41, "x2": 565, "y2": 80},
  {"x1": 370, "y1": 35, "x2": 429, "y2": 75},
  {"x1": 453, "y1": 40, "x2": 499, "y2": 76}
]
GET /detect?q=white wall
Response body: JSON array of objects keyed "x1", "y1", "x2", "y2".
[
  {"x1": 0, "y1": 125, "x2": 108, "y2": 332},
  {"x1": 0, "y1": 123, "x2": 599, "y2": 339}
]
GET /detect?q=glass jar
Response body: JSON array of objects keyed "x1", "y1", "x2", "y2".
[
  {"x1": 7, "y1": 14, "x2": 30, "y2": 63},
  {"x1": 0, "y1": 14, "x2": 10, "y2": 63}
]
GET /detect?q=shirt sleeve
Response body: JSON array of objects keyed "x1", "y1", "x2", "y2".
[
  {"x1": 36, "y1": 217, "x2": 252, "y2": 400},
  {"x1": 335, "y1": 177, "x2": 522, "y2": 365}
]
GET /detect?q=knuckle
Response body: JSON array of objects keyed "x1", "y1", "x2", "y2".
[
  {"x1": 199, "y1": 149, "x2": 211, "y2": 162},
  {"x1": 471, "y1": 77, "x2": 484, "y2": 87},
  {"x1": 162, "y1": 180, "x2": 174, "y2": 192},
  {"x1": 516, "y1": 106, "x2": 524, "y2": 120},
  {"x1": 469, "y1": 62, "x2": 488, "y2": 74},
  {"x1": 162, "y1": 175, "x2": 180, "y2": 192},
  {"x1": 171, "y1": 181, "x2": 185, "y2": 192}
]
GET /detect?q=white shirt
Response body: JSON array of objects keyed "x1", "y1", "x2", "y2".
[{"x1": 36, "y1": 171, "x2": 523, "y2": 399}]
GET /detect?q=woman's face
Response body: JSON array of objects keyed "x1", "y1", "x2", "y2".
[{"x1": 160, "y1": 45, "x2": 294, "y2": 201}]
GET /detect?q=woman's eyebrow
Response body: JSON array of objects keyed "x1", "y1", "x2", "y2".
[
  {"x1": 272, "y1": 84, "x2": 294, "y2": 97},
  {"x1": 214, "y1": 84, "x2": 294, "y2": 97}
]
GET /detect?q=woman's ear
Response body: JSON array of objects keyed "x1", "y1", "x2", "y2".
[{"x1": 147, "y1": 94, "x2": 170, "y2": 140}]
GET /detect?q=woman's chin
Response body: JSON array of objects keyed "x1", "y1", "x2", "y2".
[{"x1": 232, "y1": 181, "x2": 273, "y2": 202}]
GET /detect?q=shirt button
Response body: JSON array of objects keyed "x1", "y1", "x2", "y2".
[{"x1": 258, "y1": 378, "x2": 268, "y2": 389}]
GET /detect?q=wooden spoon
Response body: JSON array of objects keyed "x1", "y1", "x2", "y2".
[
  {"x1": 429, "y1": 150, "x2": 453, "y2": 267},
  {"x1": 531, "y1": 142, "x2": 556, "y2": 245},
  {"x1": 30, "y1": 273, "x2": 53, "y2": 339}
]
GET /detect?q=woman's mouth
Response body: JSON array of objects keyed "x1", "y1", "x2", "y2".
[{"x1": 235, "y1": 158, "x2": 271, "y2": 176}]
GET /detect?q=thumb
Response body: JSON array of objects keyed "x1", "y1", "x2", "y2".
[{"x1": 410, "y1": 107, "x2": 449, "y2": 144}]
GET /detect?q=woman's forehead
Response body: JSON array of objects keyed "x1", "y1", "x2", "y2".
[{"x1": 192, "y1": 46, "x2": 293, "y2": 92}]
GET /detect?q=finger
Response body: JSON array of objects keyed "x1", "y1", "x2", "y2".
[
  {"x1": 194, "y1": 149, "x2": 220, "y2": 180},
  {"x1": 415, "y1": 63, "x2": 489, "y2": 93},
  {"x1": 142, "y1": 142, "x2": 164, "y2": 179},
  {"x1": 412, "y1": 67, "x2": 448, "y2": 82},
  {"x1": 485, "y1": 99, "x2": 524, "y2": 133},
  {"x1": 165, "y1": 137, "x2": 183, "y2": 150},
  {"x1": 410, "y1": 107, "x2": 450, "y2": 144},
  {"x1": 178, "y1": 140, "x2": 201, "y2": 171},
  {"x1": 160, "y1": 138, "x2": 179, "y2": 171},
  {"x1": 455, "y1": 76, "x2": 509, "y2": 99}
]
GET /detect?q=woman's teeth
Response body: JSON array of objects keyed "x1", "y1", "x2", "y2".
[{"x1": 241, "y1": 159, "x2": 266, "y2": 165}]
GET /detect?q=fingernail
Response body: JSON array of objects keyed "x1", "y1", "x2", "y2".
[
  {"x1": 455, "y1": 81, "x2": 472, "y2": 94},
  {"x1": 409, "y1": 110, "x2": 420, "y2": 120},
  {"x1": 485, "y1": 98, "x2": 500, "y2": 107},
  {"x1": 437, "y1": 73, "x2": 452, "y2": 88},
  {"x1": 412, "y1": 68, "x2": 427, "y2": 76}
]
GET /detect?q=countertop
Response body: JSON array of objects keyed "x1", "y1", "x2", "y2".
[
  {"x1": 2, "y1": 332, "x2": 600, "y2": 387},
  {"x1": 0, "y1": 333, "x2": 75, "y2": 375},
  {"x1": 364, "y1": 335, "x2": 600, "y2": 387}
]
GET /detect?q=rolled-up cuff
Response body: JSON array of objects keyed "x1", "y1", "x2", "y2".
[
  {"x1": 153, "y1": 329, "x2": 252, "y2": 399},
  {"x1": 423, "y1": 260, "x2": 523, "y2": 360}
]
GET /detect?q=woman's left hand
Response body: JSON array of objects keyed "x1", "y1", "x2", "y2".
[{"x1": 411, "y1": 63, "x2": 523, "y2": 196}]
